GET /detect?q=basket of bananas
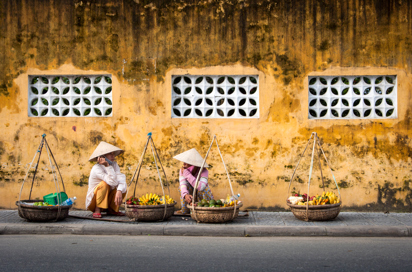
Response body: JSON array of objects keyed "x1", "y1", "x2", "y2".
[
  {"x1": 287, "y1": 191, "x2": 341, "y2": 221},
  {"x1": 187, "y1": 197, "x2": 243, "y2": 223},
  {"x1": 127, "y1": 133, "x2": 176, "y2": 222},
  {"x1": 125, "y1": 193, "x2": 176, "y2": 222}
]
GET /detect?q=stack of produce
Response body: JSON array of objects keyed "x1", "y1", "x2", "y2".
[
  {"x1": 33, "y1": 202, "x2": 52, "y2": 206},
  {"x1": 288, "y1": 191, "x2": 340, "y2": 206},
  {"x1": 126, "y1": 193, "x2": 174, "y2": 205}
]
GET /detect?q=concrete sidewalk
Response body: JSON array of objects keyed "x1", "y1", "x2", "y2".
[{"x1": 1, "y1": 210, "x2": 412, "y2": 237}]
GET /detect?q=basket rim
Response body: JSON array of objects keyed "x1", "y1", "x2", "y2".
[
  {"x1": 16, "y1": 200, "x2": 72, "y2": 210},
  {"x1": 187, "y1": 202, "x2": 243, "y2": 211},
  {"x1": 125, "y1": 201, "x2": 176, "y2": 208},
  {"x1": 286, "y1": 202, "x2": 341, "y2": 210}
]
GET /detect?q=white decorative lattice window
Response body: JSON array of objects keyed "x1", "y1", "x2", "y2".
[
  {"x1": 28, "y1": 75, "x2": 113, "y2": 117},
  {"x1": 171, "y1": 75, "x2": 259, "y2": 118},
  {"x1": 308, "y1": 75, "x2": 397, "y2": 119}
]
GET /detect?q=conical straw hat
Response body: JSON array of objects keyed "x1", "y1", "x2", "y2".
[
  {"x1": 89, "y1": 141, "x2": 124, "y2": 162},
  {"x1": 173, "y1": 148, "x2": 209, "y2": 167}
]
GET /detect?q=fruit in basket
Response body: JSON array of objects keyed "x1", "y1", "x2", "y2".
[
  {"x1": 196, "y1": 198, "x2": 240, "y2": 208},
  {"x1": 33, "y1": 202, "x2": 51, "y2": 206},
  {"x1": 289, "y1": 191, "x2": 340, "y2": 205},
  {"x1": 139, "y1": 193, "x2": 160, "y2": 205},
  {"x1": 126, "y1": 196, "x2": 139, "y2": 205},
  {"x1": 325, "y1": 191, "x2": 340, "y2": 204},
  {"x1": 138, "y1": 193, "x2": 175, "y2": 205},
  {"x1": 159, "y1": 195, "x2": 175, "y2": 204}
]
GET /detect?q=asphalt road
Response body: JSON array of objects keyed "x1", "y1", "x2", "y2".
[{"x1": 0, "y1": 235, "x2": 411, "y2": 271}]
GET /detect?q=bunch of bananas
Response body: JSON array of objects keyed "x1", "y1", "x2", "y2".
[
  {"x1": 224, "y1": 199, "x2": 240, "y2": 207},
  {"x1": 159, "y1": 195, "x2": 175, "y2": 204},
  {"x1": 323, "y1": 191, "x2": 340, "y2": 204},
  {"x1": 139, "y1": 193, "x2": 175, "y2": 205},
  {"x1": 139, "y1": 193, "x2": 160, "y2": 205}
]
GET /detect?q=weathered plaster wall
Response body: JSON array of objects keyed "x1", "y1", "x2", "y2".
[{"x1": 0, "y1": 0, "x2": 411, "y2": 211}]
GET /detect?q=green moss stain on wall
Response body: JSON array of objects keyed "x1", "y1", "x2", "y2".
[{"x1": 2, "y1": 0, "x2": 412, "y2": 89}]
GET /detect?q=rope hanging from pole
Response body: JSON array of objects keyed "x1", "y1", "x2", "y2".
[
  {"x1": 191, "y1": 135, "x2": 239, "y2": 222},
  {"x1": 286, "y1": 132, "x2": 342, "y2": 221},
  {"x1": 18, "y1": 134, "x2": 68, "y2": 222},
  {"x1": 126, "y1": 132, "x2": 170, "y2": 222}
]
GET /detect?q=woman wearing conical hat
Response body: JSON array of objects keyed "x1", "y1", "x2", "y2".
[
  {"x1": 86, "y1": 141, "x2": 127, "y2": 218},
  {"x1": 173, "y1": 148, "x2": 214, "y2": 215}
]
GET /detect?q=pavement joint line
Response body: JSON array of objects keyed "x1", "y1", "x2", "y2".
[
  {"x1": 389, "y1": 214, "x2": 408, "y2": 226},
  {"x1": 407, "y1": 226, "x2": 412, "y2": 237}
]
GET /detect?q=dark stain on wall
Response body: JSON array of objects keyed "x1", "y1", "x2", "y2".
[
  {"x1": 374, "y1": 0, "x2": 391, "y2": 26},
  {"x1": 376, "y1": 180, "x2": 412, "y2": 212},
  {"x1": 1, "y1": 0, "x2": 412, "y2": 91},
  {"x1": 298, "y1": 122, "x2": 412, "y2": 162},
  {"x1": 338, "y1": 180, "x2": 350, "y2": 189},
  {"x1": 239, "y1": 2, "x2": 248, "y2": 59},
  {"x1": 0, "y1": 84, "x2": 9, "y2": 96},
  {"x1": 0, "y1": 141, "x2": 4, "y2": 157},
  {"x1": 275, "y1": 54, "x2": 302, "y2": 77},
  {"x1": 236, "y1": 179, "x2": 254, "y2": 186},
  {"x1": 318, "y1": 40, "x2": 330, "y2": 51},
  {"x1": 318, "y1": 177, "x2": 332, "y2": 189},
  {"x1": 89, "y1": 131, "x2": 104, "y2": 145},
  {"x1": 343, "y1": 180, "x2": 412, "y2": 212},
  {"x1": 73, "y1": 174, "x2": 88, "y2": 187}
]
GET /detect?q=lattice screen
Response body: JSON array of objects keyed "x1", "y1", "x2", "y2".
[
  {"x1": 171, "y1": 75, "x2": 259, "y2": 118},
  {"x1": 28, "y1": 75, "x2": 113, "y2": 117},
  {"x1": 308, "y1": 76, "x2": 397, "y2": 119}
]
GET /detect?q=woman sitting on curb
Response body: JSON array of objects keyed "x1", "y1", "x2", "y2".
[
  {"x1": 173, "y1": 148, "x2": 214, "y2": 215},
  {"x1": 86, "y1": 141, "x2": 127, "y2": 218}
]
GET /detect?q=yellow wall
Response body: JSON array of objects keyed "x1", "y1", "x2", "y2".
[{"x1": 0, "y1": 0, "x2": 411, "y2": 211}]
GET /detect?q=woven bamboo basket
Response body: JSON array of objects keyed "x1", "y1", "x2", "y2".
[
  {"x1": 188, "y1": 202, "x2": 243, "y2": 223},
  {"x1": 286, "y1": 202, "x2": 341, "y2": 221},
  {"x1": 125, "y1": 202, "x2": 176, "y2": 221},
  {"x1": 16, "y1": 200, "x2": 72, "y2": 222}
]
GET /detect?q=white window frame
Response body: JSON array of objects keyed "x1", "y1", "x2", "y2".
[
  {"x1": 171, "y1": 75, "x2": 259, "y2": 118},
  {"x1": 308, "y1": 75, "x2": 397, "y2": 119},
  {"x1": 28, "y1": 75, "x2": 113, "y2": 117}
]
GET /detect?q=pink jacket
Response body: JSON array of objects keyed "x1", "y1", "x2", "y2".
[{"x1": 179, "y1": 166, "x2": 209, "y2": 198}]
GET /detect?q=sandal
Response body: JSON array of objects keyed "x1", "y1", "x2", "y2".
[
  {"x1": 174, "y1": 210, "x2": 187, "y2": 215},
  {"x1": 107, "y1": 210, "x2": 125, "y2": 216},
  {"x1": 92, "y1": 213, "x2": 102, "y2": 218}
]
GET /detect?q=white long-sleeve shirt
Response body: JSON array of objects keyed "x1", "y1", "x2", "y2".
[{"x1": 85, "y1": 162, "x2": 127, "y2": 210}]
